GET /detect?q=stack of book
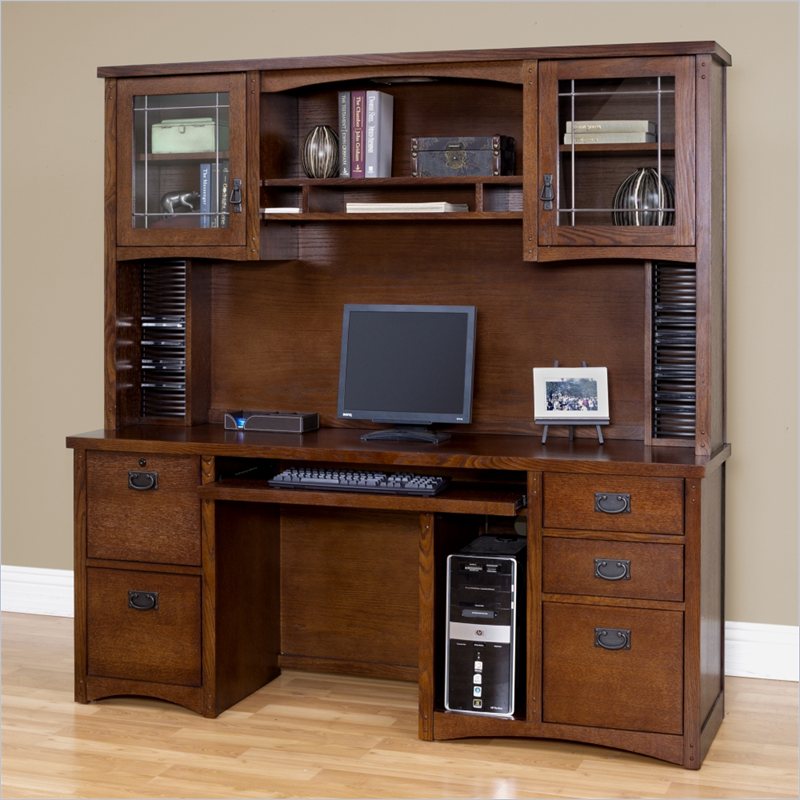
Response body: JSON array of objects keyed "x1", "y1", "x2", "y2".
[
  {"x1": 338, "y1": 90, "x2": 394, "y2": 178},
  {"x1": 563, "y1": 119, "x2": 656, "y2": 145},
  {"x1": 346, "y1": 201, "x2": 468, "y2": 213},
  {"x1": 199, "y1": 162, "x2": 229, "y2": 228}
]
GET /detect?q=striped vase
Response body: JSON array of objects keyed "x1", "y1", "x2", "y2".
[
  {"x1": 301, "y1": 125, "x2": 340, "y2": 179},
  {"x1": 612, "y1": 167, "x2": 675, "y2": 226}
]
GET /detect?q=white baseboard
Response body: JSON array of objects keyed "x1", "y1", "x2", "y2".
[
  {"x1": 724, "y1": 620, "x2": 799, "y2": 682},
  {"x1": 2, "y1": 566, "x2": 797, "y2": 681},
  {"x1": 1, "y1": 565, "x2": 74, "y2": 618}
]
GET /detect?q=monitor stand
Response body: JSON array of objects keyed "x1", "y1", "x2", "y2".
[{"x1": 360, "y1": 426, "x2": 451, "y2": 444}]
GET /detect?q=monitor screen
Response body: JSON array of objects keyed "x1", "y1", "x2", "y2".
[{"x1": 337, "y1": 304, "x2": 476, "y2": 442}]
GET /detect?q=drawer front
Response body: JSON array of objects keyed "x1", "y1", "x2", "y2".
[
  {"x1": 87, "y1": 567, "x2": 201, "y2": 686},
  {"x1": 542, "y1": 537, "x2": 684, "y2": 601},
  {"x1": 87, "y1": 452, "x2": 201, "y2": 565},
  {"x1": 543, "y1": 474, "x2": 684, "y2": 534},
  {"x1": 543, "y1": 602, "x2": 683, "y2": 734}
]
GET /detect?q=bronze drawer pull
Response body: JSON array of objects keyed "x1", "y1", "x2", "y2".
[
  {"x1": 594, "y1": 492, "x2": 631, "y2": 514},
  {"x1": 594, "y1": 558, "x2": 631, "y2": 581},
  {"x1": 128, "y1": 591, "x2": 159, "y2": 611},
  {"x1": 594, "y1": 627, "x2": 631, "y2": 650},
  {"x1": 128, "y1": 471, "x2": 158, "y2": 491}
]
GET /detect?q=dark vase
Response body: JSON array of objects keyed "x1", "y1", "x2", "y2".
[
  {"x1": 301, "y1": 125, "x2": 339, "y2": 178},
  {"x1": 612, "y1": 167, "x2": 675, "y2": 226}
]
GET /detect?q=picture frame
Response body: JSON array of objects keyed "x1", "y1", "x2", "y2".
[{"x1": 533, "y1": 366, "x2": 610, "y2": 425}]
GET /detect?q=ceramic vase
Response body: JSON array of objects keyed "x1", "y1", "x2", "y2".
[
  {"x1": 301, "y1": 125, "x2": 339, "y2": 179},
  {"x1": 612, "y1": 167, "x2": 675, "y2": 226}
]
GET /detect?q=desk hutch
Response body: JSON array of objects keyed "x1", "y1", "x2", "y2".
[{"x1": 67, "y1": 41, "x2": 731, "y2": 768}]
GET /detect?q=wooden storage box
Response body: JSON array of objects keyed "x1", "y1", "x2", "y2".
[{"x1": 410, "y1": 135, "x2": 515, "y2": 177}]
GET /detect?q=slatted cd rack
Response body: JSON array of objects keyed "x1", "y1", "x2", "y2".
[
  {"x1": 652, "y1": 262, "x2": 697, "y2": 440},
  {"x1": 140, "y1": 260, "x2": 187, "y2": 418}
]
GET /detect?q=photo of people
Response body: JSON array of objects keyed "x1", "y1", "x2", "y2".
[{"x1": 545, "y1": 377, "x2": 599, "y2": 413}]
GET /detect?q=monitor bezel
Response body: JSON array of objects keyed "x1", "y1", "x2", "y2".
[{"x1": 336, "y1": 303, "x2": 477, "y2": 427}]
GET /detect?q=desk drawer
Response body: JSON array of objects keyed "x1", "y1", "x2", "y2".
[
  {"x1": 87, "y1": 567, "x2": 201, "y2": 686},
  {"x1": 543, "y1": 537, "x2": 684, "y2": 602},
  {"x1": 543, "y1": 601, "x2": 683, "y2": 734},
  {"x1": 87, "y1": 452, "x2": 201, "y2": 565},
  {"x1": 543, "y1": 474, "x2": 684, "y2": 535}
]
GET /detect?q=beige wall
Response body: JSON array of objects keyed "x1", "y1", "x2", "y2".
[{"x1": 2, "y1": 2, "x2": 797, "y2": 626}]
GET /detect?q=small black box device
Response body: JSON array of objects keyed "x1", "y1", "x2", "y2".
[
  {"x1": 223, "y1": 410, "x2": 320, "y2": 434},
  {"x1": 445, "y1": 535, "x2": 526, "y2": 717}
]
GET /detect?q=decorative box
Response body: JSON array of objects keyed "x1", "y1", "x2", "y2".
[
  {"x1": 151, "y1": 117, "x2": 229, "y2": 154},
  {"x1": 410, "y1": 135, "x2": 515, "y2": 177}
]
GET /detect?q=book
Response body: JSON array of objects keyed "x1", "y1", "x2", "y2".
[
  {"x1": 566, "y1": 119, "x2": 656, "y2": 134},
  {"x1": 260, "y1": 207, "x2": 302, "y2": 214},
  {"x1": 346, "y1": 201, "x2": 469, "y2": 213},
  {"x1": 210, "y1": 162, "x2": 229, "y2": 228},
  {"x1": 365, "y1": 90, "x2": 394, "y2": 178},
  {"x1": 350, "y1": 90, "x2": 366, "y2": 178},
  {"x1": 199, "y1": 162, "x2": 211, "y2": 227},
  {"x1": 338, "y1": 91, "x2": 351, "y2": 177},
  {"x1": 563, "y1": 132, "x2": 656, "y2": 144}
]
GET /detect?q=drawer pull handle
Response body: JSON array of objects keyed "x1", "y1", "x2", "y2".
[
  {"x1": 128, "y1": 471, "x2": 158, "y2": 491},
  {"x1": 594, "y1": 558, "x2": 631, "y2": 581},
  {"x1": 594, "y1": 627, "x2": 631, "y2": 650},
  {"x1": 594, "y1": 492, "x2": 631, "y2": 515},
  {"x1": 128, "y1": 591, "x2": 159, "y2": 611}
]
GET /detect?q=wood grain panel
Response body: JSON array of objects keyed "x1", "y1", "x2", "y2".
[
  {"x1": 209, "y1": 234, "x2": 645, "y2": 438},
  {"x1": 87, "y1": 567, "x2": 201, "y2": 686},
  {"x1": 280, "y1": 507, "x2": 419, "y2": 670},
  {"x1": 87, "y1": 452, "x2": 201, "y2": 565},
  {"x1": 542, "y1": 536, "x2": 683, "y2": 601},
  {"x1": 543, "y1": 601, "x2": 683, "y2": 734},
  {"x1": 543, "y1": 473, "x2": 684, "y2": 534}
]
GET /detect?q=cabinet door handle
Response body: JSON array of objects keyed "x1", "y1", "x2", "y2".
[
  {"x1": 128, "y1": 591, "x2": 159, "y2": 611},
  {"x1": 594, "y1": 627, "x2": 631, "y2": 650},
  {"x1": 594, "y1": 558, "x2": 631, "y2": 581},
  {"x1": 594, "y1": 492, "x2": 631, "y2": 514},
  {"x1": 229, "y1": 178, "x2": 243, "y2": 213},
  {"x1": 128, "y1": 471, "x2": 158, "y2": 491},
  {"x1": 540, "y1": 173, "x2": 554, "y2": 210}
]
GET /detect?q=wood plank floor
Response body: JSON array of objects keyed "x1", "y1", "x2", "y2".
[{"x1": 2, "y1": 612, "x2": 797, "y2": 799}]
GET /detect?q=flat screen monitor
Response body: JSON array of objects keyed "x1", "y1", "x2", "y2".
[{"x1": 337, "y1": 304, "x2": 477, "y2": 443}]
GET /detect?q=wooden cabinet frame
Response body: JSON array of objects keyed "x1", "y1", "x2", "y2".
[{"x1": 71, "y1": 41, "x2": 731, "y2": 769}]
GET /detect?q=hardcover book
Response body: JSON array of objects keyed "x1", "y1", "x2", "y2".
[
  {"x1": 566, "y1": 119, "x2": 656, "y2": 134},
  {"x1": 350, "y1": 90, "x2": 366, "y2": 178},
  {"x1": 338, "y1": 91, "x2": 351, "y2": 177},
  {"x1": 563, "y1": 132, "x2": 656, "y2": 144},
  {"x1": 365, "y1": 90, "x2": 394, "y2": 178}
]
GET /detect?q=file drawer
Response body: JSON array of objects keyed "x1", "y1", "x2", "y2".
[
  {"x1": 543, "y1": 601, "x2": 683, "y2": 734},
  {"x1": 87, "y1": 451, "x2": 201, "y2": 565},
  {"x1": 543, "y1": 474, "x2": 684, "y2": 535},
  {"x1": 542, "y1": 537, "x2": 684, "y2": 602},
  {"x1": 87, "y1": 567, "x2": 202, "y2": 686}
]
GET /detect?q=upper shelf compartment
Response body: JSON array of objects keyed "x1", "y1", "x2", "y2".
[{"x1": 259, "y1": 67, "x2": 524, "y2": 221}]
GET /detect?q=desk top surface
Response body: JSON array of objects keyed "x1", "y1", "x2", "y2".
[{"x1": 67, "y1": 425, "x2": 730, "y2": 478}]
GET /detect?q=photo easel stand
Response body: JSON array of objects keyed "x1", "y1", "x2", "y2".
[{"x1": 540, "y1": 360, "x2": 606, "y2": 446}]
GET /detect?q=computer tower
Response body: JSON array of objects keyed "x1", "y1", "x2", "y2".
[{"x1": 444, "y1": 535, "x2": 526, "y2": 717}]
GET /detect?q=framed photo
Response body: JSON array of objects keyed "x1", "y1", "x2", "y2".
[{"x1": 533, "y1": 366, "x2": 609, "y2": 424}]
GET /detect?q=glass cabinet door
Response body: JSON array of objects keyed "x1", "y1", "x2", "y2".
[
  {"x1": 116, "y1": 74, "x2": 247, "y2": 246},
  {"x1": 537, "y1": 57, "x2": 695, "y2": 248}
]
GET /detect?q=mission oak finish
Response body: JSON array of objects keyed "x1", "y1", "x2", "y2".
[{"x1": 68, "y1": 41, "x2": 731, "y2": 769}]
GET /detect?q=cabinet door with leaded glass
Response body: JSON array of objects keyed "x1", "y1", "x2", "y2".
[
  {"x1": 116, "y1": 74, "x2": 247, "y2": 247},
  {"x1": 537, "y1": 57, "x2": 695, "y2": 248}
]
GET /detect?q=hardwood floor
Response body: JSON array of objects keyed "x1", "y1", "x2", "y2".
[{"x1": 2, "y1": 612, "x2": 797, "y2": 799}]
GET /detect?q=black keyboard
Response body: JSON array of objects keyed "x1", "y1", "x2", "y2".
[{"x1": 268, "y1": 467, "x2": 449, "y2": 496}]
